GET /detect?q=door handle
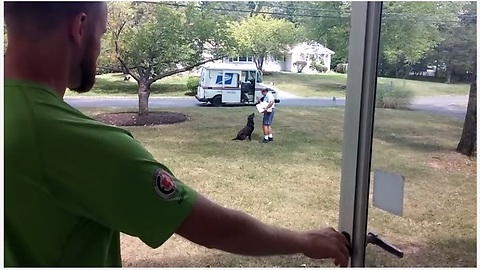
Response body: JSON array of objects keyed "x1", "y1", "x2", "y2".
[
  {"x1": 366, "y1": 232, "x2": 404, "y2": 258},
  {"x1": 341, "y1": 231, "x2": 353, "y2": 257},
  {"x1": 341, "y1": 231, "x2": 404, "y2": 259}
]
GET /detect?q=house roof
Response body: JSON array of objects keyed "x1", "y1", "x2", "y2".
[{"x1": 289, "y1": 42, "x2": 335, "y2": 55}]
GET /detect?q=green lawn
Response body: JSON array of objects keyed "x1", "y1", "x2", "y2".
[
  {"x1": 264, "y1": 72, "x2": 470, "y2": 98},
  {"x1": 65, "y1": 73, "x2": 190, "y2": 97},
  {"x1": 66, "y1": 72, "x2": 470, "y2": 99},
  {"x1": 83, "y1": 106, "x2": 476, "y2": 267}
]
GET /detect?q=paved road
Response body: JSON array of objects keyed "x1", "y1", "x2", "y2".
[{"x1": 65, "y1": 95, "x2": 468, "y2": 120}]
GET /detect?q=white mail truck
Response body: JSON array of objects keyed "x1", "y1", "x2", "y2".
[{"x1": 195, "y1": 62, "x2": 280, "y2": 107}]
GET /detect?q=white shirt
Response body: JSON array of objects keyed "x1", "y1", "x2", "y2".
[{"x1": 263, "y1": 92, "x2": 275, "y2": 110}]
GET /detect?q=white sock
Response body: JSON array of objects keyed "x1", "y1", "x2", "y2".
[
  {"x1": 264, "y1": 135, "x2": 269, "y2": 140},
  {"x1": 268, "y1": 134, "x2": 273, "y2": 138}
]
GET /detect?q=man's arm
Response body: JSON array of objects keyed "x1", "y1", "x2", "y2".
[
  {"x1": 256, "y1": 96, "x2": 265, "y2": 104},
  {"x1": 265, "y1": 99, "x2": 275, "y2": 110},
  {"x1": 177, "y1": 194, "x2": 350, "y2": 267},
  {"x1": 41, "y1": 107, "x2": 349, "y2": 266},
  {"x1": 264, "y1": 93, "x2": 275, "y2": 110}
]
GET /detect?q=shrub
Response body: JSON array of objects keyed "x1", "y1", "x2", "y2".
[
  {"x1": 375, "y1": 81, "x2": 415, "y2": 109},
  {"x1": 336, "y1": 63, "x2": 348, "y2": 74},
  {"x1": 293, "y1": 61, "x2": 307, "y2": 73},
  {"x1": 310, "y1": 61, "x2": 328, "y2": 73},
  {"x1": 186, "y1": 76, "x2": 200, "y2": 96}
]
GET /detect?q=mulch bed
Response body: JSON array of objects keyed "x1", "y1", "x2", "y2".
[{"x1": 94, "y1": 111, "x2": 189, "y2": 126}]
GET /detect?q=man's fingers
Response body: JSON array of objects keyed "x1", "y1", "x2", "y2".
[
  {"x1": 338, "y1": 243, "x2": 350, "y2": 262},
  {"x1": 333, "y1": 254, "x2": 348, "y2": 268},
  {"x1": 335, "y1": 245, "x2": 349, "y2": 267}
]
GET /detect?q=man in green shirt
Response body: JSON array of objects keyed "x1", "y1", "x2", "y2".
[{"x1": 4, "y1": 2, "x2": 350, "y2": 267}]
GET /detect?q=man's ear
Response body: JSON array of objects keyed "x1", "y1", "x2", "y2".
[{"x1": 69, "y1": 12, "x2": 88, "y2": 45}]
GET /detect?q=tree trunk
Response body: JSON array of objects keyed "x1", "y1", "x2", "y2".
[
  {"x1": 255, "y1": 55, "x2": 265, "y2": 71},
  {"x1": 138, "y1": 81, "x2": 150, "y2": 115},
  {"x1": 446, "y1": 68, "x2": 452, "y2": 84},
  {"x1": 456, "y1": 73, "x2": 477, "y2": 157},
  {"x1": 402, "y1": 66, "x2": 409, "y2": 79}
]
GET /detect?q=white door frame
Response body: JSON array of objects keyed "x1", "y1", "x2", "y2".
[{"x1": 337, "y1": 1, "x2": 383, "y2": 267}]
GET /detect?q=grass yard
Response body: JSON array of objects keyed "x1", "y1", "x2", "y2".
[
  {"x1": 65, "y1": 73, "x2": 190, "y2": 97},
  {"x1": 264, "y1": 72, "x2": 470, "y2": 98},
  {"x1": 82, "y1": 106, "x2": 476, "y2": 267},
  {"x1": 66, "y1": 72, "x2": 470, "y2": 99}
]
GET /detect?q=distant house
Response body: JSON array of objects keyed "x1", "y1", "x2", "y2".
[{"x1": 222, "y1": 42, "x2": 335, "y2": 73}]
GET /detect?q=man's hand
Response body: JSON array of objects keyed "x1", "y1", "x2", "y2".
[
  {"x1": 176, "y1": 195, "x2": 351, "y2": 267},
  {"x1": 301, "y1": 227, "x2": 351, "y2": 267}
]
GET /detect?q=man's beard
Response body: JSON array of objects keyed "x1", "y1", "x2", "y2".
[
  {"x1": 69, "y1": 44, "x2": 97, "y2": 93},
  {"x1": 69, "y1": 59, "x2": 96, "y2": 93}
]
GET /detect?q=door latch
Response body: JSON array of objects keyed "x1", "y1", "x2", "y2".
[
  {"x1": 341, "y1": 231, "x2": 404, "y2": 258},
  {"x1": 366, "y1": 232, "x2": 404, "y2": 258}
]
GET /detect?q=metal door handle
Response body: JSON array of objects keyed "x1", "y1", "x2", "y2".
[
  {"x1": 366, "y1": 232, "x2": 404, "y2": 258},
  {"x1": 341, "y1": 231, "x2": 353, "y2": 257},
  {"x1": 341, "y1": 231, "x2": 404, "y2": 259}
]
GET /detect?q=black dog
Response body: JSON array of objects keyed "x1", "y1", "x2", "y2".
[{"x1": 232, "y1": 113, "x2": 255, "y2": 141}]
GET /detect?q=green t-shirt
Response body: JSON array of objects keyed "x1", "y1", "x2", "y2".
[{"x1": 4, "y1": 79, "x2": 198, "y2": 267}]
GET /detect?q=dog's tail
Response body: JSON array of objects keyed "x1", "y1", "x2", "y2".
[{"x1": 232, "y1": 138, "x2": 239, "y2": 141}]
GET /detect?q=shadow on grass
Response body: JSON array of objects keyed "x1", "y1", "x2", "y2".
[
  {"x1": 366, "y1": 237, "x2": 476, "y2": 267},
  {"x1": 123, "y1": 252, "x2": 330, "y2": 268},
  {"x1": 374, "y1": 131, "x2": 456, "y2": 153},
  {"x1": 91, "y1": 77, "x2": 188, "y2": 95},
  {"x1": 123, "y1": 236, "x2": 476, "y2": 267},
  {"x1": 122, "y1": 236, "x2": 476, "y2": 268},
  {"x1": 373, "y1": 110, "x2": 463, "y2": 153}
]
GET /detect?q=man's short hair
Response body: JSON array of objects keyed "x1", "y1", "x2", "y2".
[{"x1": 5, "y1": 2, "x2": 103, "y2": 37}]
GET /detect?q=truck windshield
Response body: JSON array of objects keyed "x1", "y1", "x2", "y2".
[{"x1": 256, "y1": 70, "x2": 263, "y2": 83}]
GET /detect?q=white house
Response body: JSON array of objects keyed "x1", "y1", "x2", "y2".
[{"x1": 222, "y1": 42, "x2": 335, "y2": 74}]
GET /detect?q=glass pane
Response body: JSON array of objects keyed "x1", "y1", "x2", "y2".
[{"x1": 367, "y1": 1, "x2": 476, "y2": 267}]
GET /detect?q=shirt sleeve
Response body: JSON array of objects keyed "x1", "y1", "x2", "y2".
[
  {"x1": 267, "y1": 93, "x2": 275, "y2": 103},
  {"x1": 37, "y1": 107, "x2": 197, "y2": 248}
]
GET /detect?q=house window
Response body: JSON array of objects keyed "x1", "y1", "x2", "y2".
[{"x1": 231, "y1": 56, "x2": 254, "y2": 62}]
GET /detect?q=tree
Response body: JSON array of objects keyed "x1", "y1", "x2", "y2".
[
  {"x1": 455, "y1": 2, "x2": 477, "y2": 156},
  {"x1": 457, "y1": 69, "x2": 477, "y2": 157},
  {"x1": 227, "y1": 15, "x2": 304, "y2": 71},
  {"x1": 298, "y1": 1, "x2": 351, "y2": 68},
  {"x1": 97, "y1": 34, "x2": 123, "y2": 75},
  {"x1": 108, "y1": 2, "x2": 232, "y2": 115},
  {"x1": 378, "y1": 2, "x2": 451, "y2": 78},
  {"x1": 435, "y1": 1, "x2": 477, "y2": 83}
]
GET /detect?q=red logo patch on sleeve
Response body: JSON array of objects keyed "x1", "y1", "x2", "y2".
[{"x1": 153, "y1": 169, "x2": 178, "y2": 200}]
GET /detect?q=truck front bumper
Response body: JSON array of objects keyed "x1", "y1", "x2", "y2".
[{"x1": 195, "y1": 95, "x2": 208, "y2": 103}]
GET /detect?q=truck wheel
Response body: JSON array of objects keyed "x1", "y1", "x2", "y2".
[{"x1": 211, "y1": 95, "x2": 223, "y2": 107}]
